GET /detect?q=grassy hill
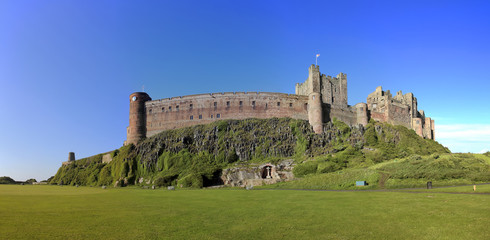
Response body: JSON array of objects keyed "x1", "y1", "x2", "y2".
[{"x1": 50, "y1": 118, "x2": 490, "y2": 189}]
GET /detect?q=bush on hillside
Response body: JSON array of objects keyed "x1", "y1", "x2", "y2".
[
  {"x1": 0, "y1": 176, "x2": 16, "y2": 184},
  {"x1": 177, "y1": 173, "x2": 203, "y2": 188},
  {"x1": 25, "y1": 179, "x2": 37, "y2": 184}
]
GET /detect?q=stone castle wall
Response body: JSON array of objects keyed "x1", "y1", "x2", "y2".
[
  {"x1": 125, "y1": 64, "x2": 435, "y2": 144},
  {"x1": 145, "y1": 92, "x2": 308, "y2": 137}
]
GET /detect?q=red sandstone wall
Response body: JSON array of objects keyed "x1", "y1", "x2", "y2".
[
  {"x1": 370, "y1": 111, "x2": 386, "y2": 122},
  {"x1": 387, "y1": 103, "x2": 411, "y2": 129},
  {"x1": 145, "y1": 92, "x2": 309, "y2": 137}
]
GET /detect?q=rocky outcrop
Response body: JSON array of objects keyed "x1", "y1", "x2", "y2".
[
  {"x1": 221, "y1": 160, "x2": 295, "y2": 187},
  {"x1": 51, "y1": 118, "x2": 448, "y2": 187}
]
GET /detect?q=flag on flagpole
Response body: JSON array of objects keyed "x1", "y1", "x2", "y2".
[{"x1": 316, "y1": 54, "x2": 320, "y2": 57}]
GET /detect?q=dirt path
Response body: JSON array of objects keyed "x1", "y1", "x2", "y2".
[{"x1": 378, "y1": 172, "x2": 390, "y2": 189}]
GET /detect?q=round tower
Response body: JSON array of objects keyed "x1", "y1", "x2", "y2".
[
  {"x1": 308, "y1": 92, "x2": 323, "y2": 133},
  {"x1": 68, "y1": 152, "x2": 75, "y2": 162},
  {"x1": 355, "y1": 103, "x2": 368, "y2": 126},
  {"x1": 126, "y1": 92, "x2": 152, "y2": 145},
  {"x1": 307, "y1": 64, "x2": 323, "y2": 134}
]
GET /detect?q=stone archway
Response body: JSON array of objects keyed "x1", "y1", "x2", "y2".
[{"x1": 261, "y1": 165, "x2": 273, "y2": 179}]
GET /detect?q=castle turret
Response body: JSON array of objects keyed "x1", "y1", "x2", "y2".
[
  {"x1": 307, "y1": 65, "x2": 323, "y2": 133},
  {"x1": 337, "y1": 72, "x2": 348, "y2": 108},
  {"x1": 125, "y1": 92, "x2": 151, "y2": 145},
  {"x1": 68, "y1": 152, "x2": 75, "y2": 162},
  {"x1": 355, "y1": 103, "x2": 368, "y2": 126}
]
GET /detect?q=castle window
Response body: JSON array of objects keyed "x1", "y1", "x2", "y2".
[
  {"x1": 277, "y1": 102, "x2": 280, "y2": 107},
  {"x1": 239, "y1": 101, "x2": 243, "y2": 106},
  {"x1": 266, "y1": 103, "x2": 268, "y2": 109},
  {"x1": 226, "y1": 101, "x2": 230, "y2": 107},
  {"x1": 214, "y1": 102, "x2": 217, "y2": 107},
  {"x1": 190, "y1": 104, "x2": 193, "y2": 109},
  {"x1": 162, "y1": 107, "x2": 165, "y2": 112},
  {"x1": 217, "y1": 114, "x2": 221, "y2": 118},
  {"x1": 149, "y1": 109, "x2": 152, "y2": 113},
  {"x1": 252, "y1": 101, "x2": 256, "y2": 107},
  {"x1": 176, "y1": 105, "x2": 179, "y2": 111},
  {"x1": 169, "y1": 106, "x2": 172, "y2": 111},
  {"x1": 211, "y1": 114, "x2": 213, "y2": 118},
  {"x1": 304, "y1": 103, "x2": 308, "y2": 110},
  {"x1": 190, "y1": 115, "x2": 193, "y2": 120},
  {"x1": 289, "y1": 103, "x2": 293, "y2": 107},
  {"x1": 199, "y1": 115, "x2": 202, "y2": 119}
]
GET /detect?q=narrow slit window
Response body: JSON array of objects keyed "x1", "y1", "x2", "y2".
[
  {"x1": 289, "y1": 103, "x2": 293, "y2": 107},
  {"x1": 277, "y1": 102, "x2": 280, "y2": 107},
  {"x1": 226, "y1": 101, "x2": 230, "y2": 107},
  {"x1": 239, "y1": 101, "x2": 243, "y2": 106}
]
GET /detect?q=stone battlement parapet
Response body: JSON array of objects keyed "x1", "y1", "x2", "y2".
[{"x1": 148, "y1": 92, "x2": 301, "y2": 103}]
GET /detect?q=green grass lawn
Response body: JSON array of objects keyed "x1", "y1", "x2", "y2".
[{"x1": 0, "y1": 185, "x2": 489, "y2": 240}]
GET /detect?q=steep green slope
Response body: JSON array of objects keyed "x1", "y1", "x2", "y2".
[
  {"x1": 264, "y1": 152, "x2": 490, "y2": 190},
  {"x1": 51, "y1": 118, "x2": 451, "y2": 188}
]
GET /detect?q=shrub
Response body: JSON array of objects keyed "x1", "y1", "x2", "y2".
[
  {"x1": 25, "y1": 179, "x2": 37, "y2": 184},
  {"x1": 317, "y1": 162, "x2": 340, "y2": 174},
  {"x1": 154, "y1": 174, "x2": 178, "y2": 187},
  {"x1": 293, "y1": 161, "x2": 318, "y2": 177},
  {"x1": 0, "y1": 176, "x2": 16, "y2": 184},
  {"x1": 177, "y1": 173, "x2": 203, "y2": 188}
]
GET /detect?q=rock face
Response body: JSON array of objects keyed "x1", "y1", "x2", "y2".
[
  {"x1": 51, "y1": 117, "x2": 448, "y2": 188},
  {"x1": 221, "y1": 160, "x2": 295, "y2": 187}
]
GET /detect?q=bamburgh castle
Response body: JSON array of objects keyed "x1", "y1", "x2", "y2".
[{"x1": 125, "y1": 65, "x2": 435, "y2": 145}]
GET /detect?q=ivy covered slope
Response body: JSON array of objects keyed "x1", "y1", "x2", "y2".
[{"x1": 51, "y1": 118, "x2": 454, "y2": 188}]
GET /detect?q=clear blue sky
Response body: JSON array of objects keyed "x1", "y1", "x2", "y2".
[{"x1": 1, "y1": 0, "x2": 489, "y2": 181}]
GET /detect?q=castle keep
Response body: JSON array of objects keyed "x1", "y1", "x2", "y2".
[{"x1": 125, "y1": 65, "x2": 435, "y2": 145}]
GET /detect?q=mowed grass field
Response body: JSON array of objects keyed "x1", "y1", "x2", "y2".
[{"x1": 0, "y1": 185, "x2": 488, "y2": 240}]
